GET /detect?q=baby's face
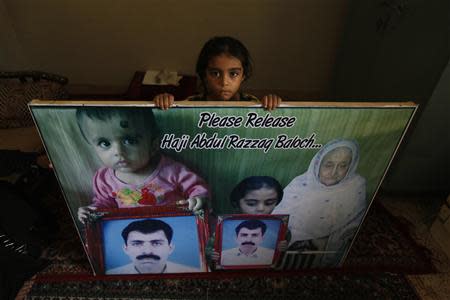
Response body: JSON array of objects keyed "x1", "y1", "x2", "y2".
[
  {"x1": 239, "y1": 187, "x2": 279, "y2": 215},
  {"x1": 81, "y1": 115, "x2": 153, "y2": 174},
  {"x1": 318, "y1": 146, "x2": 352, "y2": 186},
  {"x1": 205, "y1": 53, "x2": 245, "y2": 101}
]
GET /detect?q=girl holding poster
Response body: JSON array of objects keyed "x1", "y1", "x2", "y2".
[{"x1": 153, "y1": 36, "x2": 282, "y2": 110}]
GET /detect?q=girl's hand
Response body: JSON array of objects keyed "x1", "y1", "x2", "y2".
[
  {"x1": 176, "y1": 197, "x2": 204, "y2": 211},
  {"x1": 277, "y1": 240, "x2": 288, "y2": 252},
  {"x1": 261, "y1": 94, "x2": 282, "y2": 111},
  {"x1": 77, "y1": 206, "x2": 96, "y2": 224},
  {"x1": 210, "y1": 251, "x2": 220, "y2": 262},
  {"x1": 153, "y1": 93, "x2": 175, "y2": 110}
]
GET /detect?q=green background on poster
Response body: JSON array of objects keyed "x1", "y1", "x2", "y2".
[{"x1": 31, "y1": 105, "x2": 414, "y2": 215}]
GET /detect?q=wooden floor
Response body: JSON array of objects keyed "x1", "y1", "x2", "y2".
[{"x1": 380, "y1": 195, "x2": 450, "y2": 299}]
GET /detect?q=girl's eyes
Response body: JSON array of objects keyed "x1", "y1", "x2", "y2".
[
  {"x1": 208, "y1": 70, "x2": 221, "y2": 78},
  {"x1": 264, "y1": 200, "x2": 278, "y2": 206},
  {"x1": 244, "y1": 200, "x2": 257, "y2": 207},
  {"x1": 123, "y1": 137, "x2": 138, "y2": 145},
  {"x1": 96, "y1": 137, "x2": 138, "y2": 148},
  {"x1": 207, "y1": 70, "x2": 241, "y2": 78},
  {"x1": 229, "y1": 71, "x2": 241, "y2": 78},
  {"x1": 243, "y1": 199, "x2": 277, "y2": 206},
  {"x1": 97, "y1": 139, "x2": 111, "y2": 148}
]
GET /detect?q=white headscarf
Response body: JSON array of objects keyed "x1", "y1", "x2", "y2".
[{"x1": 273, "y1": 139, "x2": 367, "y2": 245}]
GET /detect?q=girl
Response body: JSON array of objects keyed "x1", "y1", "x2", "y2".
[
  {"x1": 272, "y1": 139, "x2": 367, "y2": 257},
  {"x1": 230, "y1": 176, "x2": 284, "y2": 215},
  {"x1": 154, "y1": 36, "x2": 282, "y2": 110},
  {"x1": 207, "y1": 176, "x2": 288, "y2": 265},
  {"x1": 76, "y1": 107, "x2": 209, "y2": 224}
]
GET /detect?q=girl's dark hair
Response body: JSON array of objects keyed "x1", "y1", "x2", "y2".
[
  {"x1": 196, "y1": 36, "x2": 253, "y2": 91},
  {"x1": 230, "y1": 176, "x2": 283, "y2": 208}
]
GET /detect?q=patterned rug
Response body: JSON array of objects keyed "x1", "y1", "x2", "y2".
[
  {"x1": 344, "y1": 202, "x2": 436, "y2": 274},
  {"x1": 20, "y1": 183, "x2": 435, "y2": 299},
  {"x1": 25, "y1": 272, "x2": 419, "y2": 300}
]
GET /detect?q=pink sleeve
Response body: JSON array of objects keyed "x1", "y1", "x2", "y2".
[
  {"x1": 168, "y1": 161, "x2": 210, "y2": 200},
  {"x1": 91, "y1": 168, "x2": 119, "y2": 209}
]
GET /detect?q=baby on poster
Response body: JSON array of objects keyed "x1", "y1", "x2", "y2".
[{"x1": 75, "y1": 107, "x2": 209, "y2": 224}]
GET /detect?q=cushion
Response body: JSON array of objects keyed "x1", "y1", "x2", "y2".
[{"x1": 0, "y1": 79, "x2": 67, "y2": 129}]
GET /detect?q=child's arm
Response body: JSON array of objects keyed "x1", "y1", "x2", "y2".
[
  {"x1": 177, "y1": 197, "x2": 206, "y2": 211},
  {"x1": 277, "y1": 240, "x2": 289, "y2": 252},
  {"x1": 209, "y1": 250, "x2": 220, "y2": 263},
  {"x1": 153, "y1": 93, "x2": 175, "y2": 110},
  {"x1": 261, "y1": 94, "x2": 282, "y2": 111},
  {"x1": 169, "y1": 161, "x2": 210, "y2": 212},
  {"x1": 77, "y1": 206, "x2": 97, "y2": 224},
  {"x1": 205, "y1": 233, "x2": 220, "y2": 268},
  {"x1": 276, "y1": 228, "x2": 291, "y2": 252}
]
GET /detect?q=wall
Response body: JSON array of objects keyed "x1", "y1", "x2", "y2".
[
  {"x1": 2, "y1": 0, "x2": 449, "y2": 194},
  {"x1": 382, "y1": 59, "x2": 450, "y2": 194},
  {"x1": 333, "y1": 0, "x2": 450, "y2": 195},
  {"x1": 0, "y1": 0, "x2": 28, "y2": 69},
  {"x1": 1, "y1": 0, "x2": 349, "y2": 97},
  {"x1": 334, "y1": 0, "x2": 450, "y2": 101}
]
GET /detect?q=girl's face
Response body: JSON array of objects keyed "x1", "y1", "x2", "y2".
[
  {"x1": 81, "y1": 115, "x2": 154, "y2": 175},
  {"x1": 318, "y1": 147, "x2": 352, "y2": 186},
  {"x1": 239, "y1": 187, "x2": 279, "y2": 215},
  {"x1": 205, "y1": 53, "x2": 245, "y2": 101}
]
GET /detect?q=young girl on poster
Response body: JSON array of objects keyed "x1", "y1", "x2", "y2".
[
  {"x1": 230, "y1": 176, "x2": 284, "y2": 215},
  {"x1": 76, "y1": 107, "x2": 209, "y2": 224},
  {"x1": 272, "y1": 139, "x2": 367, "y2": 258},
  {"x1": 207, "y1": 176, "x2": 288, "y2": 265},
  {"x1": 153, "y1": 36, "x2": 282, "y2": 110}
]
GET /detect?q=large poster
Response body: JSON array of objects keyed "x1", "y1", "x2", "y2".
[{"x1": 30, "y1": 100, "x2": 416, "y2": 275}]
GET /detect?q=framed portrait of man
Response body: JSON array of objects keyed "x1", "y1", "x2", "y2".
[
  {"x1": 84, "y1": 208, "x2": 208, "y2": 275},
  {"x1": 215, "y1": 215, "x2": 289, "y2": 269}
]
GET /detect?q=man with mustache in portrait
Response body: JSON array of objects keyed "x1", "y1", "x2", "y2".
[
  {"x1": 221, "y1": 219, "x2": 275, "y2": 266},
  {"x1": 106, "y1": 219, "x2": 199, "y2": 274}
]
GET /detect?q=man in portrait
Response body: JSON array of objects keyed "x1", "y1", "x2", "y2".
[
  {"x1": 221, "y1": 219, "x2": 275, "y2": 266},
  {"x1": 106, "y1": 219, "x2": 200, "y2": 274}
]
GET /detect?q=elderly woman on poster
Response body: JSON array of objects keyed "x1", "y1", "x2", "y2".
[{"x1": 272, "y1": 139, "x2": 367, "y2": 264}]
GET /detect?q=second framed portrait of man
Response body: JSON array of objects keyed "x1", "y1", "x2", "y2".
[{"x1": 214, "y1": 215, "x2": 289, "y2": 269}]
